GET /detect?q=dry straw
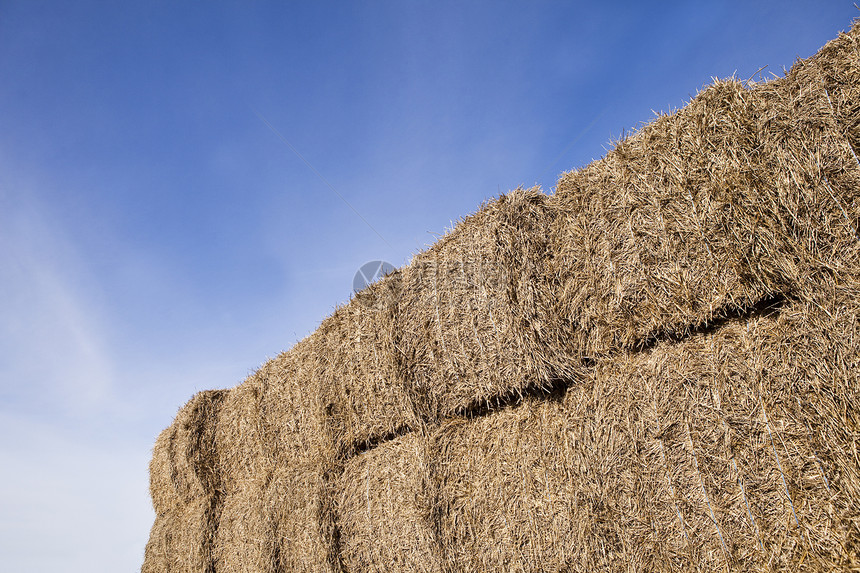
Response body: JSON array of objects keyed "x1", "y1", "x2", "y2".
[
  {"x1": 395, "y1": 187, "x2": 573, "y2": 422},
  {"x1": 145, "y1": 390, "x2": 226, "y2": 572},
  {"x1": 143, "y1": 21, "x2": 860, "y2": 573},
  {"x1": 433, "y1": 295, "x2": 858, "y2": 571},
  {"x1": 335, "y1": 432, "x2": 442, "y2": 573},
  {"x1": 143, "y1": 497, "x2": 213, "y2": 573},
  {"x1": 250, "y1": 337, "x2": 341, "y2": 572},
  {"x1": 317, "y1": 273, "x2": 418, "y2": 456},
  {"x1": 550, "y1": 70, "x2": 860, "y2": 357},
  {"x1": 148, "y1": 389, "x2": 226, "y2": 515}
]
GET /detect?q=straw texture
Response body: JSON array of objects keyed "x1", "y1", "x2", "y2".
[
  {"x1": 336, "y1": 433, "x2": 442, "y2": 573},
  {"x1": 317, "y1": 276, "x2": 418, "y2": 456},
  {"x1": 432, "y1": 294, "x2": 859, "y2": 572}
]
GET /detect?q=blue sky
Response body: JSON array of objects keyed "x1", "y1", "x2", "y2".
[{"x1": 0, "y1": 2, "x2": 856, "y2": 571}]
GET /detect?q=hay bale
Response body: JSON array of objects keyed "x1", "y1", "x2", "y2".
[
  {"x1": 316, "y1": 274, "x2": 419, "y2": 456},
  {"x1": 433, "y1": 298, "x2": 858, "y2": 571},
  {"x1": 212, "y1": 379, "x2": 279, "y2": 573},
  {"x1": 549, "y1": 23, "x2": 860, "y2": 360},
  {"x1": 254, "y1": 336, "x2": 339, "y2": 573},
  {"x1": 208, "y1": 336, "x2": 345, "y2": 573},
  {"x1": 256, "y1": 338, "x2": 333, "y2": 461},
  {"x1": 146, "y1": 390, "x2": 226, "y2": 573},
  {"x1": 215, "y1": 379, "x2": 272, "y2": 496},
  {"x1": 551, "y1": 81, "x2": 767, "y2": 357},
  {"x1": 547, "y1": 19, "x2": 860, "y2": 359},
  {"x1": 751, "y1": 285, "x2": 860, "y2": 566},
  {"x1": 177, "y1": 337, "x2": 343, "y2": 573},
  {"x1": 813, "y1": 24, "x2": 860, "y2": 158},
  {"x1": 396, "y1": 187, "x2": 567, "y2": 421},
  {"x1": 262, "y1": 463, "x2": 337, "y2": 573},
  {"x1": 149, "y1": 390, "x2": 227, "y2": 515},
  {"x1": 214, "y1": 486, "x2": 277, "y2": 573},
  {"x1": 335, "y1": 433, "x2": 441, "y2": 573},
  {"x1": 142, "y1": 497, "x2": 212, "y2": 573},
  {"x1": 433, "y1": 397, "x2": 585, "y2": 572},
  {"x1": 750, "y1": 47, "x2": 860, "y2": 279}
]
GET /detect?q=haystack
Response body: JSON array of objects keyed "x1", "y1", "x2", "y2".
[{"x1": 143, "y1": 21, "x2": 860, "y2": 573}]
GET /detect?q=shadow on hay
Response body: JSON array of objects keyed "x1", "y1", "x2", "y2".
[{"x1": 349, "y1": 293, "x2": 787, "y2": 453}]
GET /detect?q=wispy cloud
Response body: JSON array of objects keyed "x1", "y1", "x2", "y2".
[{"x1": 0, "y1": 187, "x2": 115, "y2": 417}]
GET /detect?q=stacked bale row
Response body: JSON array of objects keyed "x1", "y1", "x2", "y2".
[
  {"x1": 143, "y1": 21, "x2": 860, "y2": 573},
  {"x1": 145, "y1": 390, "x2": 227, "y2": 573},
  {"x1": 346, "y1": 291, "x2": 860, "y2": 572},
  {"x1": 144, "y1": 336, "x2": 342, "y2": 573}
]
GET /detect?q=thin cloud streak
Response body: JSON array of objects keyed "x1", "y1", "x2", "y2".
[{"x1": 0, "y1": 194, "x2": 115, "y2": 416}]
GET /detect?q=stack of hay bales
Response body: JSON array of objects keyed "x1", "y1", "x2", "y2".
[{"x1": 143, "y1": 21, "x2": 860, "y2": 573}]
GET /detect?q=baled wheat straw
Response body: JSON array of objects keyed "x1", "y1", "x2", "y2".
[{"x1": 143, "y1": 20, "x2": 860, "y2": 573}]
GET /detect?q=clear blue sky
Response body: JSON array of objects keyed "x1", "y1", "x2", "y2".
[{"x1": 0, "y1": 2, "x2": 855, "y2": 571}]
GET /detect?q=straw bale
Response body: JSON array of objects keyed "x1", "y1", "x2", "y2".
[
  {"x1": 396, "y1": 187, "x2": 566, "y2": 420},
  {"x1": 550, "y1": 33, "x2": 860, "y2": 359},
  {"x1": 434, "y1": 390, "x2": 643, "y2": 572},
  {"x1": 142, "y1": 497, "x2": 211, "y2": 573},
  {"x1": 212, "y1": 379, "x2": 279, "y2": 573},
  {"x1": 265, "y1": 462, "x2": 340, "y2": 573},
  {"x1": 214, "y1": 486, "x2": 277, "y2": 573},
  {"x1": 254, "y1": 336, "x2": 340, "y2": 573},
  {"x1": 751, "y1": 48, "x2": 860, "y2": 276},
  {"x1": 551, "y1": 81, "x2": 768, "y2": 357},
  {"x1": 750, "y1": 286, "x2": 860, "y2": 567},
  {"x1": 149, "y1": 426, "x2": 182, "y2": 514},
  {"x1": 215, "y1": 378, "x2": 272, "y2": 495},
  {"x1": 255, "y1": 337, "x2": 333, "y2": 460},
  {"x1": 432, "y1": 297, "x2": 858, "y2": 572},
  {"x1": 335, "y1": 433, "x2": 441, "y2": 573},
  {"x1": 316, "y1": 273, "x2": 419, "y2": 456},
  {"x1": 155, "y1": 336, "x2": 342, "y2": 573},
  {"x1": 149, "y1": 389, "x2": 227, "y2": 515},
  {"x1": 813, "y1": 23, "x2": 860, "y2": 158}
]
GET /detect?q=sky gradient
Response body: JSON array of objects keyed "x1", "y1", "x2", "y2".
[{"x1": 1, "y1": 2, "x2": 857, "y2": 571}]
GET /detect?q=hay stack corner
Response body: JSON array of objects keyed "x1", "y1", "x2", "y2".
[{"x1": 143, "y1": 20, "x2": 860, "y2": 573}]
